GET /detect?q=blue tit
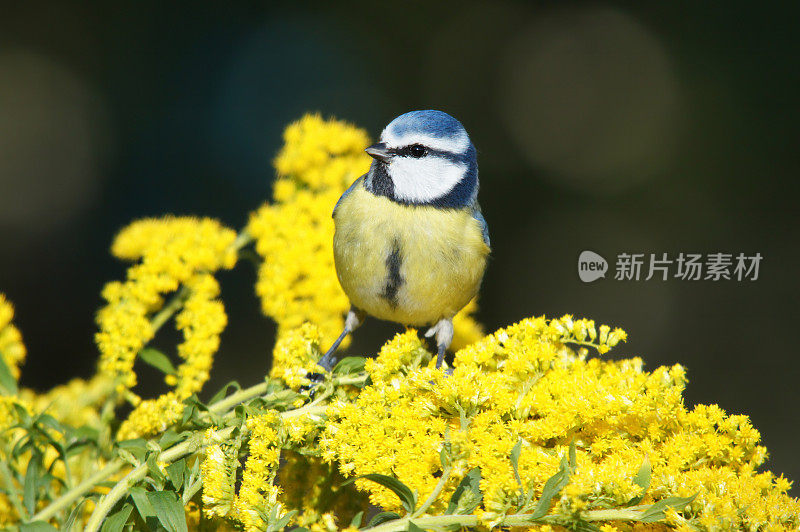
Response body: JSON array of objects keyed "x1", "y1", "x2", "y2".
[{"x1": 318, "y1": 110, "x2": 490, "y2": 371}]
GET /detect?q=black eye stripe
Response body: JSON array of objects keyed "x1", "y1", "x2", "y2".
[
  {"x1": 389, "y1": 145, "x2": 461, "y2": 161},
  {"x1": 391, "y1": 144, "x2": 426, "y2": 158}
]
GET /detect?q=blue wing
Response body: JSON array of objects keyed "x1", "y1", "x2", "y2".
[
  {"x1": 471, "y1": 208, "x2": 491, "y2": 248},
  {"x1": 333, "y1": 176, "x2": 364, "y2": 217}
]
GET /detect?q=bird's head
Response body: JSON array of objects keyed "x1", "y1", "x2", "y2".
[{"x1": 364, "y1": 110, "x2": 478, "y2": 207}]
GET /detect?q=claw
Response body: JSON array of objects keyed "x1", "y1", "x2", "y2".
[
  {"x1": 426, "y1": 318, "x2": 454, "y2": 370},
  {"x1": 316, "y1": 307, "x2": 365, "y2": 371},
  {"x1": 299, "y1": 371, "x2": 326, "y2": 395}
]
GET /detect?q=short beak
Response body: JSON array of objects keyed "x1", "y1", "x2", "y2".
[{"x1": 365, "y1": 143, "x2": 392, "y2": 163}]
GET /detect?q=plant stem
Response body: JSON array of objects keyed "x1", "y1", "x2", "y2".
[
  {"x1": 411, "y1": 467, "x2": 451, "y2": 518},
  {"x1": 208, "y1": 382, "x2": 270, "y2": 414},
  {"x1": 332, "y1": 374, "x2": 368, "y2": 387},
  {"x1": 363, "y1": 506, "x2": 660, "y2": 532},
  {"x1": 31, "y1": 461, "x2": 124, "y2": 523},
  {"x1": 564, "y1": 339, "x2": 606, "y2": 352},
  {"x1": 150, "y1": 286, "x2": 190, "y2": 331},
  {"x1": 0, "y1": 460, "x2": 28, "y2": 521},
  {"x1": 231, "y1": 230, "x2": 254, "y2": 252},
  {"x1": 364, "y1": 513, "x2": 479, "y2": 532}
]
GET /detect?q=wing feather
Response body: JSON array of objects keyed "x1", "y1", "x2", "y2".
[{"x1": 333, "y1": 175, "x2": 365, "y2": 217}]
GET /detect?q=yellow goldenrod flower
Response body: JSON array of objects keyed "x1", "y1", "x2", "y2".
[
  {"x1": 117, "y1": 391, "x2": 184, "y2": 441},
  {"x1": 201, "y1": 429, "x2": 239, "y2": 519},
  {"x1": 321, "y1": 315, "x2": 799, "y2": 529},
  {"x1": 173, "y1": 273, "x2": 227, "y2": 397},
  {"x1": 18, "y1": 374, "x2": 111, "y2": 428},
  {"x1": 0, "y1": 292, "x2": 26, "y2": 380},
  {"x1": 95, "y1": 217, "x2": 239, "y2": 438},
  {"x1": 270, "y1": 322, "x2": 325, "y2": 390},
  {"x1": 97, "y1": 216, "x2": 237, "y2": 398},
  {"x1": 232, "y1": 411, "x2": 286, "y2": 531}
]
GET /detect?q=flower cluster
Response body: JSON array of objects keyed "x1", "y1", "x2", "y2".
[
  {"x1": 0, "y1": 293, "x2": 26, "y2": 380},
  {"x1": 201, "y1": 412, "x2": 288, "y2": 531},
  {"x1": 97, "y1": 217, "x2": 237, "y2": 395},
  {"x1": 97, "y1": 217, "x2": 239, "y2": 438},
  {"x1": 270, "y1": 322, "x2": 326, "y2": 390},
  {"x1": 246, "y1": 114, "x2": 370, "y2": 347},
  {"x1": 201, "y1": 409, "x2": 338, "y2": 531},
  {"x1": 0, "y1": 293, "x2": 26, "y2": 437},
  {"x1": 320, "y1": 315, "x2": 799, "y2": 530}
]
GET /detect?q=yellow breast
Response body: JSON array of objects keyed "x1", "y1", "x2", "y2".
[{"x1": 333, "y1": 184, "x2": 489, "y2": 326}]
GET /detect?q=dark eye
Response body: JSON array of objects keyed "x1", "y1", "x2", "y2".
[{"x1": 409, "y1": 144, "x2": 427, "y2": 158}]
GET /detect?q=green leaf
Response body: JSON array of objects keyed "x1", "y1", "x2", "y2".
[
  {"x1": 181, "y1": 458, "x2": 202, "y2": 505},
  {"x1": 633, "y1": 456, "x2": 651, "y2": 490},
  {"x1": 147, "y1": 491, "x2": 188, "y2": 532},
  {"x1": 408, "y1": 521, "x2": 425, "y2": 532},
  {"x1": 146, "y1": 454, "x2": 167, "y2": 487},
  {"x1": 180, "y1": 403, "x2": 198, "y2": 427},
  {"x1": 510, "y1": 438, "x2": 523, "y2": 486},
  {"x1": 439, "y1": 435, "x2": 452, "y2": 469},
  {"x1": 574, "y1": 522, "x2": 602, "y2": 532},
  {"x1": 35, "y1": 414, "x2": 63, "y2": 434},
  {"x1": 158, "y1": 429, "x2": 186, "y2": 450},
  {"x1": 333, "y1": 356, "x2": 367, "y2": 375},
  {"x1": 272, "y1": 510, "x2": 296, "y2": 530},
  {"x1": 63, "y1": 499, "x2": 88, "y2": 531},
  {"x1": 639, "y1": 494, "x2": 697, "y2": 522},
  {"x1": 628, "y1": 456, "x2": 652, "y2": 505},
  {"x1": 0, "y1": 351, "x2": 19, "y2": 396},
  {"x1": 71, "y1": 425, "x2": 100, "y2": 441},
  {"x1": 349, "y1": 510, "x2": 364, "y2": 528},
  {"x1": 138, "y1": 348, "x2": 177, "y2": 375},
  {"x1": 66, "y1": 426, "x2": 100, "y2": 455},
  {"x1": 456, "y1": 405, "x2": 469, "y2": 431},
  {"x1": 344, "y1": 474, "x2": 416, "y2": 514},
  {"x1": 23, "y1": 458, "x2": 39, "y2": 517},
  {"x1": 100, "y1": 502, "x2": 133, "y2": 532},
  {"x1": 130, "y1": 487, "x2": 157, "y2": 524},
  {"x1": 166, "y1": 459, "x2": 187, "y2": 491},
  {"x1": 209, "y1": 381, "x2": 241, "y2": 405},
  {"x1": 117, "y1": 438, "x2": 148, "y2": 464},
  {"x1": 446, "y1": 468, "x2": 482, "y2": 515},
  {"x1": 367, "y1": 511, "x2": 401, "y2": 527},
  {"x1": 530, "y1": 453, "x2": 572, "y2": 519},
  {"x1": 19, "y1": 521, "x2": 57, "y2": 532}
]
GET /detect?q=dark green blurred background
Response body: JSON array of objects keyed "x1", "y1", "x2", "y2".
[{"x1": 1, "y1": 2, "x2": 798, "y2": 493}]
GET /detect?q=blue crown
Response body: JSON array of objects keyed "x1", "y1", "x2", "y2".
[{"x1": 387, "y1": 110, "x2": 468, "y2": 142}]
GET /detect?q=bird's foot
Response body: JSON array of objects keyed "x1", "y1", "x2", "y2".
[{"x1": 298, "y1": 369, "x2": 329, "y2": 394}]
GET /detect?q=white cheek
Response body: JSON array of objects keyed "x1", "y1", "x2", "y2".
[{"x1": 388, "y1": 158, "x2": 465, "y2": 203}]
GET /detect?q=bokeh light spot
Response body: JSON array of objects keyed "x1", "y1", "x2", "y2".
[
  {"x1": 0, "y1": 51, "x2": 109, "y2": 237},
  {"x1": 497, "y1": 7, "x2": 680, "y2": 192}
]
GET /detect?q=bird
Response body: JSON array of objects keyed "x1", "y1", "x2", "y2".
[{"x1": 317, "y1": 110, "x2": 490, "y2": 372}]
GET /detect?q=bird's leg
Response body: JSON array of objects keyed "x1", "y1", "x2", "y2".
[
  {"x1": 425, "y1": 318, "x2": 454, "y2": 370},
  {"x1": 317, "y1": 307, "x2": 365, "y2": 372}
]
